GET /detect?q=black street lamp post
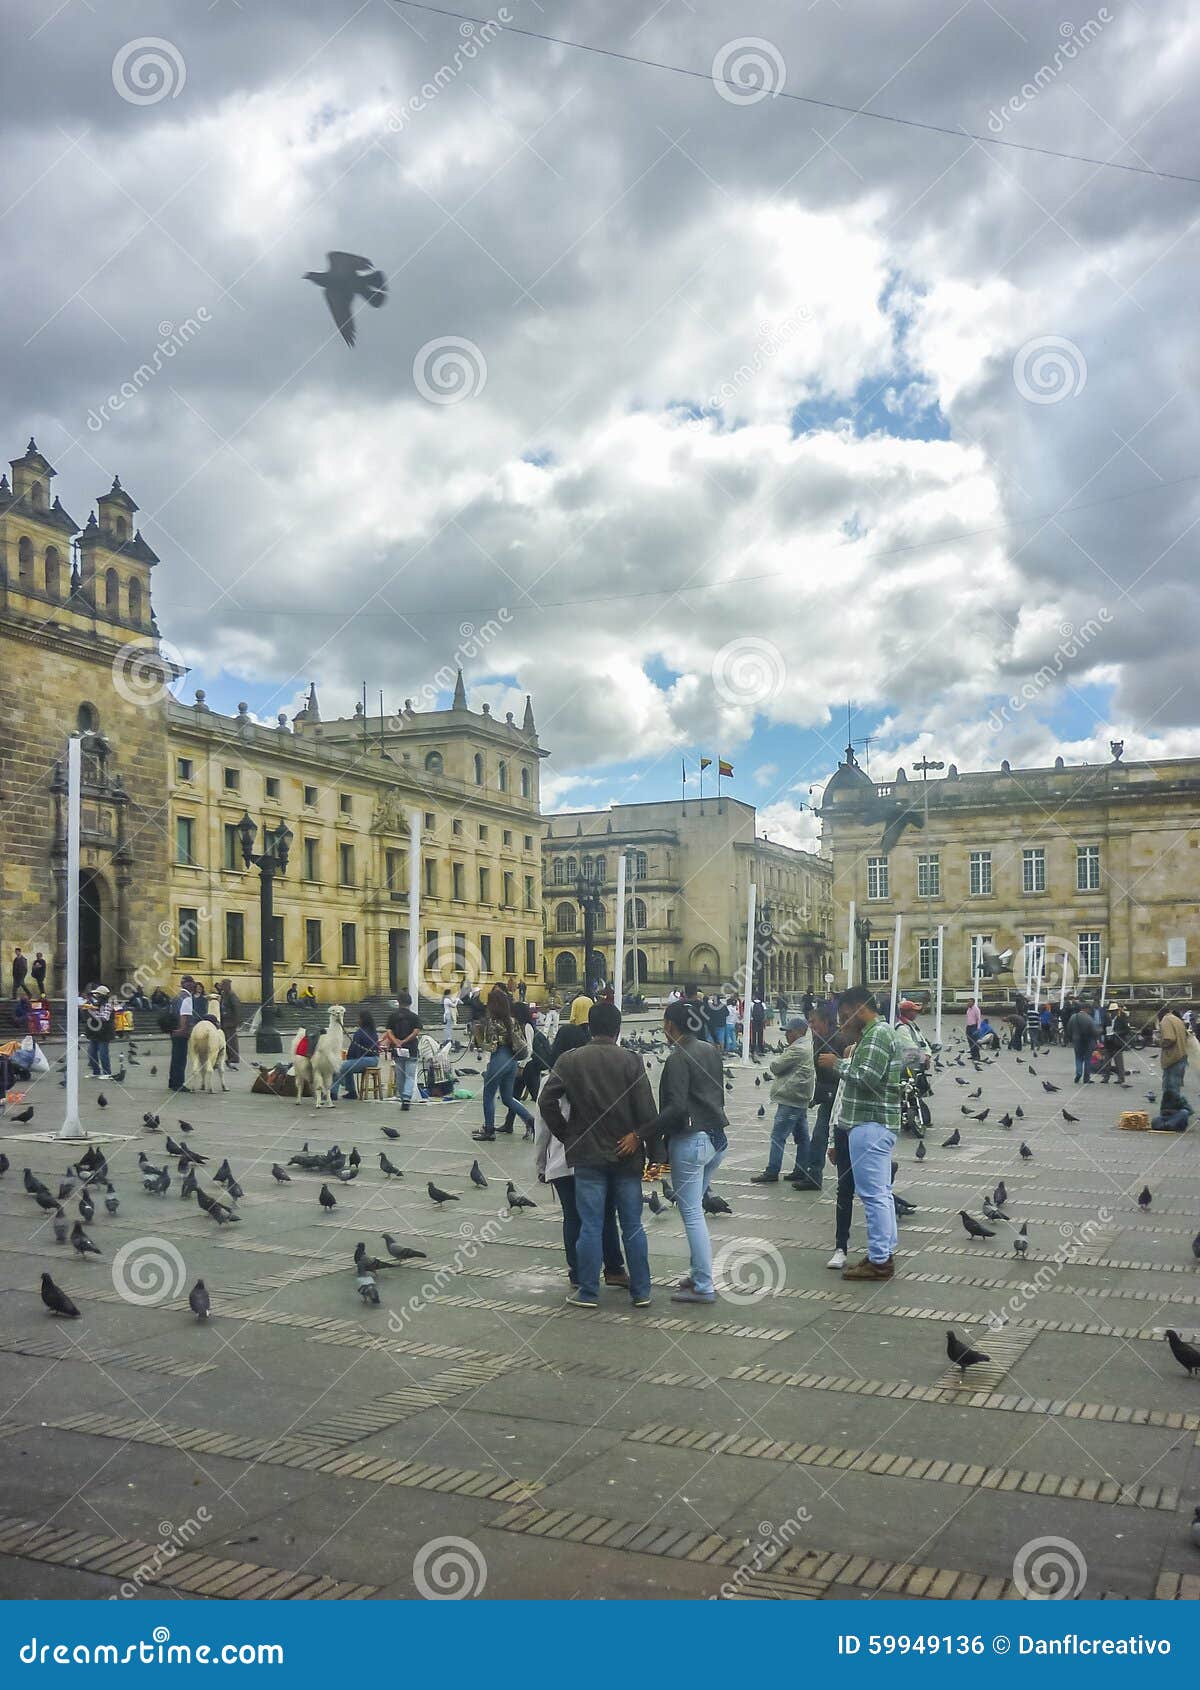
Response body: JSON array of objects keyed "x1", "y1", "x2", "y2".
[
  {"x1": 575, "y1": 873, "x2": 604, "y2": 993},
  {"x1": 238, "y1": 812, "x2": 293, "y2": 1053},
  {"x1": 854, "y1": 913, "x2": 873, "y2": 991}
]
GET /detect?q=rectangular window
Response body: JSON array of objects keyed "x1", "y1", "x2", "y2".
[
  {"x1": 175, "y1": 815, "x2": 196, "y2": 866},
  {"x1": 178, "y1": 907, "x2": 200, "y2": 959},
  {"x1": 478, "y1": 866, "x2": 491, "y2": 903},
  {"x1": 452, "y1": 862, "x2": 465, "y2": 900},
  {"x1": 525, "y1": 938, "x2": 537, "y2": 976},
  {"x1": 225, "y1": 911, "x2": 245, "y2": 960},
  {"x1": 269, "y1": 915, "x2": 284, "y2": 964},
  {"x1": 452, "y1": 818, "x2": 463, "y2": 836},
  {"x1": 303, "y1": 784, "x2": 318, "y2": 807},
  {"x1": 305, "y1": 919, "x2": 322, "y2": 965},
  {"x1": 502, "y1": 829, "x2": 512, "y2": 847},
  {"x1": 424, "y1": 858, "x2": 437, "y2": 896},
  {"x1": 426, "y1": 929, "x2": 441, "y2": 972},
  {"x1": 424, "y1": 812, "x2": 435, "y2": 832},
  {"x1": 502, "y1": 871, "x2": 515, "y2": 907},
  {"x1": 223, "y1": 767, "x2": 240, "y2": 791},
  {"x1": 918, "y1": 934, "x2": 940, "y2": 981},
  {"x1": 339, "y1": 793, "x2": 352, "y2": 817},
  {"x1": 1023, "y1": 934, "x2": 1047, "y2": 985},
  {"x1": 867, "y1": 937, "x2": 890, "y2": 983},
  {"x1": 340, "y1": 922, "x2": 357, "y2": 967},
  {"x1": 866, "y1": 856, "x2": 889, "y2": 900},
  {"x1": 338, "y1": 842, "x2": 355, "y2": 886},
  {"x1": 916, "y1": 853, "x2": 940, "y2": 898},
  {"x1": 1022, "y1": 847, "x2": 1046, "y2": 893},
  {"x1": 175, "y1": 756, "x2": 193, "y2": 782},
  {"x1": 1078, "y1": 931, "x2": 1102, "y2": 976},
  {"x1": 453, "y1": 931, "x2": 468, "y2": 973},
  {"x1": 969, "y1": 850, "x2": 992, "y2": 896},
  {"x1": 303, "y1": 837, "x2": 319, "y2": 882},
  {"x1": 524, "y1": 835, "x2": 534, "y2": 852},
  {"x1": 524, "y1": 875, "x2": 534, "y2": 911},
  {"x1": 504, "y1": 936, "x2": 516, "y2": 973},
  {"x1": 478, "y1": 824, "x2": 489, "y2": 842},
  {"x1": 223, "y1": 822, "x2": 241, "y2": 872},
  {"x1": 265, "y1": 776, "x2": 280, "y2": 800},
  {"x1": 479, "y1": 934, "x2": 492, "y2": 972},
  {"x1": 385, "y1": 849, "x2": 403, "y2": 893},
  {"x1": 1076, "y1": 844, "x2": 1101, "y2": 891},
  {"x1": 969, "y1": 934, "x2": 994, "y2": 977}
]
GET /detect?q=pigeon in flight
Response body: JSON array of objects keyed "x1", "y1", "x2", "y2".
[{"x1": 303, "y1": 252, "x2": 387, "y2": 347}]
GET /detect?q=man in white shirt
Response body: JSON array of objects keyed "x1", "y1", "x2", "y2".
[{"x1": 168, "y1": 975, "x2": 195, "y2": 1092}]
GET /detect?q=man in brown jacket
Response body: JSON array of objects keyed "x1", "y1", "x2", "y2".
[
  {"x1": 1158, "y1": 1005, "x2": 1189, "y2": 1095},
  {"x1": 539, "y1": 1000, "x2": 657, "y2": 1309}
]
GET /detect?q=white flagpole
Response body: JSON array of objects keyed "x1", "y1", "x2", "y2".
[
  {"x1": 934, "y1": 922, "x2": 945, "y2": 1046},
  {"x1": 59, "y1": 736, "x2": 84, "y2": 1139},
  {"x1": 407, "y1": 808, "x2": 421, "y2": 1002},
  {"x1": 846, "y1": 898, "x2": 856, "y2": 989},
  {"x1": 888, "y1": 913, "x2": 903, "y2": 1023},
  {"x1": 1099, "y1": 956, "x2": 1109, "y2": 1007},
  {"x1": 613, "y1": 854, "x2": 627, "y2": 1013},
  {"x1": 1059, "y1": 947, "x2": 1070, "y2": 1007},
  {"x1": 741, "y1": 880, "x2": 757, "y2": 1065}
]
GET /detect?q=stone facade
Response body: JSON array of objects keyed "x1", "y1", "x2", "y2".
[
  {"x1": 0, "y1": 440, "x2": 546, "y2": 1005},
  {"x1": 542, "y1": 797, "x2": 833, "y2": 997},
  {"x1": 819, "y1": 744, "x2": 1200, "y2": 999}
]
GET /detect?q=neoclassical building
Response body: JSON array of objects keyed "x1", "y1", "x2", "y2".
[
  {"x1": 0, "y1": 439, "x2": 546, "y2": 1004},
  {"x1": 541, "y1": 798, "x2": 833, "y2": 997},
  {"x1": 819, "y1": 742, "x2": 1200, "y2": 999}
]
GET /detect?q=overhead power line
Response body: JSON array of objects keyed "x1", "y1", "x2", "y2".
[{"x1": 389, "y1": 0, "x2": 1200, "y2": 188}]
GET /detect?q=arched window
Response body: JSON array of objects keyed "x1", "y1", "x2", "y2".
[
  {"x1": 625, "y1": 898, "x2": 647, "y2": 926},
  {"x1": 552, "y1": 858, "x2": 567, "y2": 884},
  {"x1": 44, "y1": 546, "x2": 61, "y2": 598},
  {"x1": 104, "y1": 568, "x2": 120, "y2": 614},
  {"x1": 127, "y1": 577, "x2": 142, "y2": 623},
  {"x1": 520, "y1": 766, "x2": 531, "y2": 799},
  {"x1": 498, "y1": 761, "x2": 508, "y2": 792},
  {"x1": 632, "y1": 850, "x2": 648, "y2": 879},
  {"x1": 77, "y1": 702, "x2": 98, "y2": 733},
  {"x1": 112, "y1": 514, "x2": 127, "y2": 539},
  {"x1": 555, "y1": 903, "x2": 576, "y2": 934},
  {"x1": 18, "y1": 536, "x2": 33, "y2": 586},
  {"x1": 555, "y1": 952, "x2": 577, "y2": 985},
  {"x1": 424, "y1": 750, "x2": 443, "y2": 774},
  {"x1": 624, "y1": 948, "x2": 648, "y2": 984},
  {"x1": 30, "y1": 480, "x2": 45, "y2": 511},
  {"x1": 473, "y1": 753, "x2": 484, "y2": 785}
]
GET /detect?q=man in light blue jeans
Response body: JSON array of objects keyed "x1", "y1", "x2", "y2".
[
  {"x1": 655, "y1": 1000, "x2": 730, "y2": 1303},
  {"x1": 817, "y1": 986, "x2": 903, "y2": 1282}
]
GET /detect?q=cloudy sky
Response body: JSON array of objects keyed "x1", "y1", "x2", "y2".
[{"x1": 6, "y1": 0, "x2": 1200, "y2": 847}]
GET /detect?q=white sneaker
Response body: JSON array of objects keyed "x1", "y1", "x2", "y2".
[{"x1": 826, "y1": 1248, "x2": 847, "y2": 1270}]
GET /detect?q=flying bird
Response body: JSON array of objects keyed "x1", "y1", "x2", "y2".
[
  {"x1": 959, "y1": 1210, "x2": 995, "y2": 1241},
  {"x1": 469, "y1": 1160, "x2": 487, "y2": 1189},
  {"x1": 303, "y1": 251, "x2": 388, "y2": 347},
  {"x1": 427, "y1": 1182, "x2": 458, "y2": 1205},
  {"x1": 1164, "y1": 1329, "x2": 1200, "y2": 1375},
  {"x1": 188, "y1": 1280, "x2": 211, "y2": 1321},
  {"x1": 946, "y1": 1329, "x2": 990, "y2": 1373}
]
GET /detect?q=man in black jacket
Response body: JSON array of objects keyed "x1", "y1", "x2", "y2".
[{"x1": 539, "y1": 1001, "x2": 657, "y2": 1309}]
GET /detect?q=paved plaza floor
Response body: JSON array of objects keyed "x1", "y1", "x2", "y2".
[{"x1": 0, "y1": 1029, "x2": 1198, "y2": 1602}]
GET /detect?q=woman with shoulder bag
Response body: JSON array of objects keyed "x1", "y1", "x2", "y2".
[{"x1": 473, "y1": 986, "x2": 535, "y2": 1142}]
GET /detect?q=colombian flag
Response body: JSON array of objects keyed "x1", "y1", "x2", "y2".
[
  {"x1": 699, "y1": 757, "x2": 712, "y2": 771},
  {"x1": 718, "y1": 758, "x2": 734, "y2": 778}
]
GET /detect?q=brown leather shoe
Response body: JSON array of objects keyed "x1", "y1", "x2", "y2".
[
  {"x1": 841, "y1": 1255, "x2": 894, "y2": 1281},
  {"x1": 603, "y1": 1270, "x2": 631, "y2": 1289}
]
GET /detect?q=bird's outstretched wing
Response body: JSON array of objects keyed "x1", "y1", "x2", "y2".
[
  {"x1": 323, "y1": 285, "x2": 357, "y2": 347},
  {"x1": 327, "y1": 251, "x2": 377, "y2": 272}
]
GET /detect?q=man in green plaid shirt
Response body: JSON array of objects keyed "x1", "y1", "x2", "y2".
[{"x1": 817, "y1": 985, "x2": 903, "y2": 1280}]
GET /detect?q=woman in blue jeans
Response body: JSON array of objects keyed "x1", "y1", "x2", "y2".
[
  {"x1": 655, "y1": 1000, "x2": 730, "y2": 1303},
  {"x1": 330, "y1": 1010, "x2": 379, "y2": 1100},
  {"x1": 473, "y1": 986, "x2": 535, "y2": 1142}
]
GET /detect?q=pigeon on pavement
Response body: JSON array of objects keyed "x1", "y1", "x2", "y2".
[
  {"x1": 1164, "y1": 1330, "x2": 1200, "y2": 1375},
  {"x1": 942, "y1": 1128, "x2": 961, "y2": 1148},
  {"x1": 946, "y1": 1329, "x2": 990, "y2": 1373},
  {"x1": 1138, "y1": 1186, "x2": 1152, "y2": 1211},
  {"x1": 1014, "y1": 1222, "x2": 1029, "y2": 1257},
  {"x1": 318, "y1": 1184, "x2": 337, "y2": 1211},
  {"x1": 40, "y1": 1273, "x2": 79, "y2": 1317},
  {"x1": 382, "y1": 1234, "x2": 428, "y2": 1263},
  {"x1": 70, "y1": 1221, "x2": 102, "y2": 1258},
  {"x1": 427, "y1": 1182, "x2": 458, "y2": 1205},
  {"x1": 469, "y1": 1160, "x2": 487, "y2": 1188},
  {"x1": 379, "y1": 1153, "x2": 403, "y2": 1179},
  {"x1": 960, "y1": 1210, "x2": 995, "y2": 1240},
  {"x1": 1019, "y1": 1142, "x2": 1034, "y2": 1160},
  {"x1": 188, "y1": 1280, "x2": 211, "y2": 1320},
  {"x1": 506, "y1": 1181, "x2": 537, "y2": 1211}
]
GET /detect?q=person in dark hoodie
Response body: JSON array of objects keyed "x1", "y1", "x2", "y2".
[{"x1": 652, "y1": 999, "x2": 729, "y2": 1305}]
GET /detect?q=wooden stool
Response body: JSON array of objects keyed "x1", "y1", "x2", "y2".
[{"x1": 358, "y1": 1067, "x2": 383, "y2": 1102}]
